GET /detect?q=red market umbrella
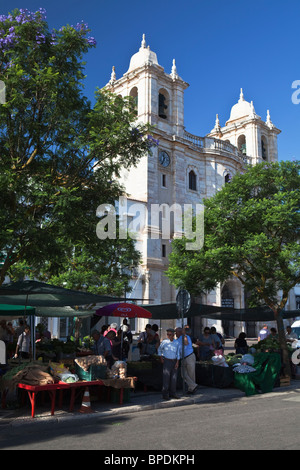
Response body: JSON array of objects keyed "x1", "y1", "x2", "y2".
[{"x1": 95, "y1": 302, "x2": 152, "y2": 319}]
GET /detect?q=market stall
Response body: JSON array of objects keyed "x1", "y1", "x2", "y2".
[
  {"x1": 195, "y1": 361, "x2": 234, "y2": 388},
  {"x1": 126, "y1": 359, "x2": 181, "y2": 391},
  {"x1": 126, "y1": 340, "x2": 290, "y2": 393},
  {"x1": 0, "y1": 354, "x2": 136, "y2": 417},
  {"x1": 231, "y1": 335, "x2": 296, "y2": 396},
  {"x1": 126, "y1": 356, "x2": 234, "y2": 390}
]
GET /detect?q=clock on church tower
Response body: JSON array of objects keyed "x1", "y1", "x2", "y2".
[{"x1": 158, "y1": 150, "x2": 170, "y2": 167}]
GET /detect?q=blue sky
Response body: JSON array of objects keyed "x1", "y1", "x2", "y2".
[{"x1": 1, "y1": 0, "x2": 300, "y2": 162}]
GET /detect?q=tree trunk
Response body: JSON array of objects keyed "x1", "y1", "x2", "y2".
[
  {"x1": 74, "y1": 317, "x2": 82, "y2": 343},
  {"x1": 274, "y1": 310, "x2": 291, "y2": 377}
]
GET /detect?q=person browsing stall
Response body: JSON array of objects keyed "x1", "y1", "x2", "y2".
[
  {"x1": 196, "y1": 327, "x2": 215, "y2": 361},
  {"x1": 210, "y1": 326, "x2": 224, "y2": 351},
  {"x1": 91, "y1": 329, "x2": 114, "y2": 368},
  {"x1": 286, "y1": 326, "x2": 298, "y2": 344},
  {"x1": 14, "y1": 326, "x2": 31, "y2": 359},
  {"x1": 137, "y1": 324, "x2": 152, "y2": 355}
]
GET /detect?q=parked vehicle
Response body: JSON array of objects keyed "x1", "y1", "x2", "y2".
[{"x1": 291, "y1": 320, "x2": 300, "y2": 339}]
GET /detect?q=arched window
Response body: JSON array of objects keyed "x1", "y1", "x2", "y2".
[
  {"x1": 189, "y1": 170, "x2": 197, "y2": 191},
  {"x1": 237, "y1": 134, "x2": 246, "y2": 155},
  {"x1": 130, "y1": 87, "x2": 138, "y2": 115},
  {"x1": 261, "y1": 136, "x2": 268, "y2": 160},
  {"x1": 158, "y1": 89, "x2": 169, "y2": 119},
  {"x1": 225, "y1": 173, "x2": 231, "y2": 184}
]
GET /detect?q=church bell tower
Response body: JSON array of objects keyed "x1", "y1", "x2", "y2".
[
  {"x1": 209, "y1": 88, "x2": 281, "y2": 164},
  {"x1": 106, "y1": 34, "x2": 189, "y2": 137}
]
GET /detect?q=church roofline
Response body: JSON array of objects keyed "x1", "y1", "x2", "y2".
[
  {"x1": 220, "y1": 117, "x2": 281, "y2": 135},
  {"x1": 105, "y1": 62, "x2": 189, "y2": 91},
  {"x1": 105, "y1": 34, "x2": 189, "y2": 90}
]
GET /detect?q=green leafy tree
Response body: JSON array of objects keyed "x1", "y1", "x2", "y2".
[
  {"x1": 8, "y1": 234, "x2": 141, "y2": 297},
  {"x1": 0, "y1": 8, "x2": 154, "y2": 287},
  {"x1": 166, "y1": 161, "x2": 300, "y2": 375}
]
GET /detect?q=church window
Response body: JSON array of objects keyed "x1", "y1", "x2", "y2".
[
  {"x1": 225, "y1": 173, "x2": 231, "y2": 184},
  {"x1": 237, "y1": 135, "x2": 246, "y2": 155},
  {"x1": 162, "y1": 244, "x2": 166, "y2": 258},
  {"x1": 261, "y1": 136, "x2": 268, "y2": 160},
  {"x1": 130, "y1": 87, "x2": 138, "y2": 115},
  {"x1": 161, "y1": 174, "x2": 166, "y2": 188},
  {"x1": 189, "y1": 170, "x2": 197, "y2": 191},
  {"x1": 158, "y1": 89, "x2": 168, "y2": 119}
]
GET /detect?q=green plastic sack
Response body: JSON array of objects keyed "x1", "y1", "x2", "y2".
[{"x1": 234, "y1": 352, "x2": 281, "y2": 396}]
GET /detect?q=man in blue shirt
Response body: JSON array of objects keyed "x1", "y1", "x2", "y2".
[
  {"x1": 258, "y1": 325, "x2": 270, "y2": 342},
  {"x1": 158, "y1": 328, "x2": 180, "y2": 400},
  {"x1": 176, "y1": 327, "x2": 198, "y2": 395}
]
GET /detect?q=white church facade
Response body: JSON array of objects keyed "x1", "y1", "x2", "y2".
[{"x1": 104, "y1": 35, "x2": 298, "y2": 337}]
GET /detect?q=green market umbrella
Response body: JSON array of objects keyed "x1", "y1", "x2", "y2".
[
  {"x1": 0, "y1": 304, "x2": 35, "y2": 315},
  {"x1": 0, "y1": 280, "x2": 120, "y2": 359},
  {"x1": 0, "y1": 304, "x2": 93, "y2": 318},
  {"x1": 0, "y1": 304, "x2": 35, "y2": 320},
  {"x1": 0, "y1": 280, "x2": 121, "y2": 307},
  {"x1": 142, "y1": 302, "x2": 299, "y2": 321}
]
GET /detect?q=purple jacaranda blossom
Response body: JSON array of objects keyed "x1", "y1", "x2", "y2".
[
  {"x1": 69, "y1": 22, "x2": 89, "y2": 33},
  {"x1": 0, "y1": 15, "x2": 7, "y2": 22},
  {"x1": 36, "y1": 32, "x2": 46, "y2": 44},
  {"x1": 50, "y1": 32, "x2": 57, "y2": 45},
  {"x1": 131, "y1": 127, "x2": 143, "y2": 138},
  {"x1": 0, "y1": 30, "x2": 17, "y2": 50},
  {"x1": 87, "y1": 36, "x2": 96, "y2": 46},
  {"x1": 147, "y1": 134, "x2": 160, "y2": 146},
  {"x1": 75, "y1": 21, "x2": 89, "y2": 31},
  {"x1": 36, "y1": 8, "x2": 47, "y2": 19},
  {"x1": 1, "y1": 60, "x2": 15, "y2": 71},
  {"x1": 15, "y1": 8, "x2": 35, "y2": 24},
  {"x1": 15, "y1": 14, "x2": 30, "y2": 24}
]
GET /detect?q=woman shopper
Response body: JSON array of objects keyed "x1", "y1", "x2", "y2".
[{"x1": 14, "y1": 326, "x2": 31, "y2": 359}]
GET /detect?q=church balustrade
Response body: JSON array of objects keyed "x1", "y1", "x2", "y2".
[
  {"x1": 183, "y1": 130, "x2": 204, "y2": 149},
  {"x1": 183, "y1": 131, "x2": 248, "y2": 164}
]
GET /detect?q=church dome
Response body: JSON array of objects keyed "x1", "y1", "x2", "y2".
[
  {"x1": 127, "y1": 34, "x2": 159, "y2": 73},
  {"x1": 228, "y1": 89, "x2": 255, "y2": 122}
]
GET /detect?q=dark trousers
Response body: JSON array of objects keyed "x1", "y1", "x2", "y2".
[
  {"x1": 20, "y1": 352, "x2": 29, "y2": 359},
  {"x1": 162, "y1": 358, "x2": 178, "y2": 397}
]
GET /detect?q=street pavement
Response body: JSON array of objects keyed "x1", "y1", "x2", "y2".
[{"x1": 1, "y1": 376, "x2": 299, "y2": 436}]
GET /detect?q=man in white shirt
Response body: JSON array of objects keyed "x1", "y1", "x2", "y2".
[
  {"x1": 258, "y1": 325, "x2": 270, "y2": 341},
  {"x1": 286, "y1": 326, "x2": 298, "y2": 344},
  {"x1": 158, "y1": 328, "x2": 180, "y2": 400}
]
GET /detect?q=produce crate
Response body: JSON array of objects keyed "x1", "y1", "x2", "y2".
[
  {"x1": 280, "y1": 375, "x2": 291, "y2": 387},
  {"x1": 75, "y1": 362, "x2": 107, "y2": 381}
]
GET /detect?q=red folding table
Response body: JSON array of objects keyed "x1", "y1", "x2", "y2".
[
  {"x1": 17, "y1": 379, "x2": 129, "y2": 418},
  {"x1": 18, "y1": 382, "x2": 70, "y2": 418}
]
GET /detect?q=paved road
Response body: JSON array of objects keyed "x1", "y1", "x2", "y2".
[{"x1": 1, "y1": 388, "x2": 299, "y2": 451}]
